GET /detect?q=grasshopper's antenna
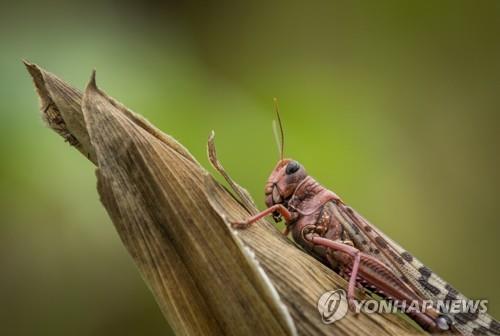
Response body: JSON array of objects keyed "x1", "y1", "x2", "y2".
[{"x1": 272, "y1": 97, "x2": 285, "y2": 161}]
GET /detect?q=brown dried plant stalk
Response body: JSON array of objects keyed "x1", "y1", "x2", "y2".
[{"x1": 24, "y1": 61, "x2": 426, "y2": 336}]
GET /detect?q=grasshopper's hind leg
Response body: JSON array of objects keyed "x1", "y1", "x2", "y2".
[
  {"x1": 305, "y1": 233, "x2": 449, "y2": 332},
  {"x1": 303, "y1": 233, "x2": 361, "y2": 310}
]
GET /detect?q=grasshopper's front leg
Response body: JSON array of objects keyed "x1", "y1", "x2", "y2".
[{"x1": 231, "y1": 204, "x2": 297, "y2": 233}]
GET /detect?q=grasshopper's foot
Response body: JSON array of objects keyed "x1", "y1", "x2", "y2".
[
  {"x1": 347, "y1": 294, "x2": 360, "y2": 314},
  {"x1": 230, "y1": 221, "x2": 250, "y2": 229}
]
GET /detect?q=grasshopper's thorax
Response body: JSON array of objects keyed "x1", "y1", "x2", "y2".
[{"x1": 287, "y1": 176, "x2": 332, "y2": 212}]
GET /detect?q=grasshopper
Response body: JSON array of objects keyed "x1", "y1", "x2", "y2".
[{"x1": 232, "y1": 100, "x2": 499, "y2": 335}]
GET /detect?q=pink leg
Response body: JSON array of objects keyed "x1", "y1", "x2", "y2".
[
  {"x1": 349, "y1": 250, "x2": 361, "y2": 309},
  {"x1": 308, "y1": 235, "x2": 361, "y2": 310},
  {"x1": 232, "y1": 204, "x2": 292, "y2": 229},
  {"x1": 308, "y1": 235, "x2": 445, "y2": 332}
]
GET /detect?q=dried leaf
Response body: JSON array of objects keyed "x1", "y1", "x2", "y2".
[
  {"x1": 207, "y1": 131, "x2": 258, "y2": 214},
  {"x1": 25, "y1": 62, "x2": 427, "y2": 336}
]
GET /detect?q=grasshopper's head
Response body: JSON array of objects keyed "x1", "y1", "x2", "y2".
[
  {"x1": 264, "y1": 159, "x2": 307, "y2": 220},
  {"x1": 265, "y1": 99, "x2": 307, "y2": 221}
]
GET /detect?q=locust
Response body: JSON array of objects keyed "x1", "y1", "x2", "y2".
[{"x1": 231, "y1": 100, "x2": 499, "y2": 336}]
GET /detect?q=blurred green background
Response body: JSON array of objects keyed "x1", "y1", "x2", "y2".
[{"x1": 0, "y1": 1, "x2": 499, "y2": 335}]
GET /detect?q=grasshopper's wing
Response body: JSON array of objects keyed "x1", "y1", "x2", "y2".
[{"x1": 330, "y1": 201, "x2": 499, "y2": 336}]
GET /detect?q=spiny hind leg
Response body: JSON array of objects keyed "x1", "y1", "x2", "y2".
[
  {"x1": 308, "y1": 232, "x2": 449, "y2": 332},
  {"x1": 303, "y1": 231, "x2": 361, "y2": 310}
]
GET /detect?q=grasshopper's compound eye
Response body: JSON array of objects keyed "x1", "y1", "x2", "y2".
[{"x1": 285, "y1": 161, "x2": 300, "y2": 175}]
